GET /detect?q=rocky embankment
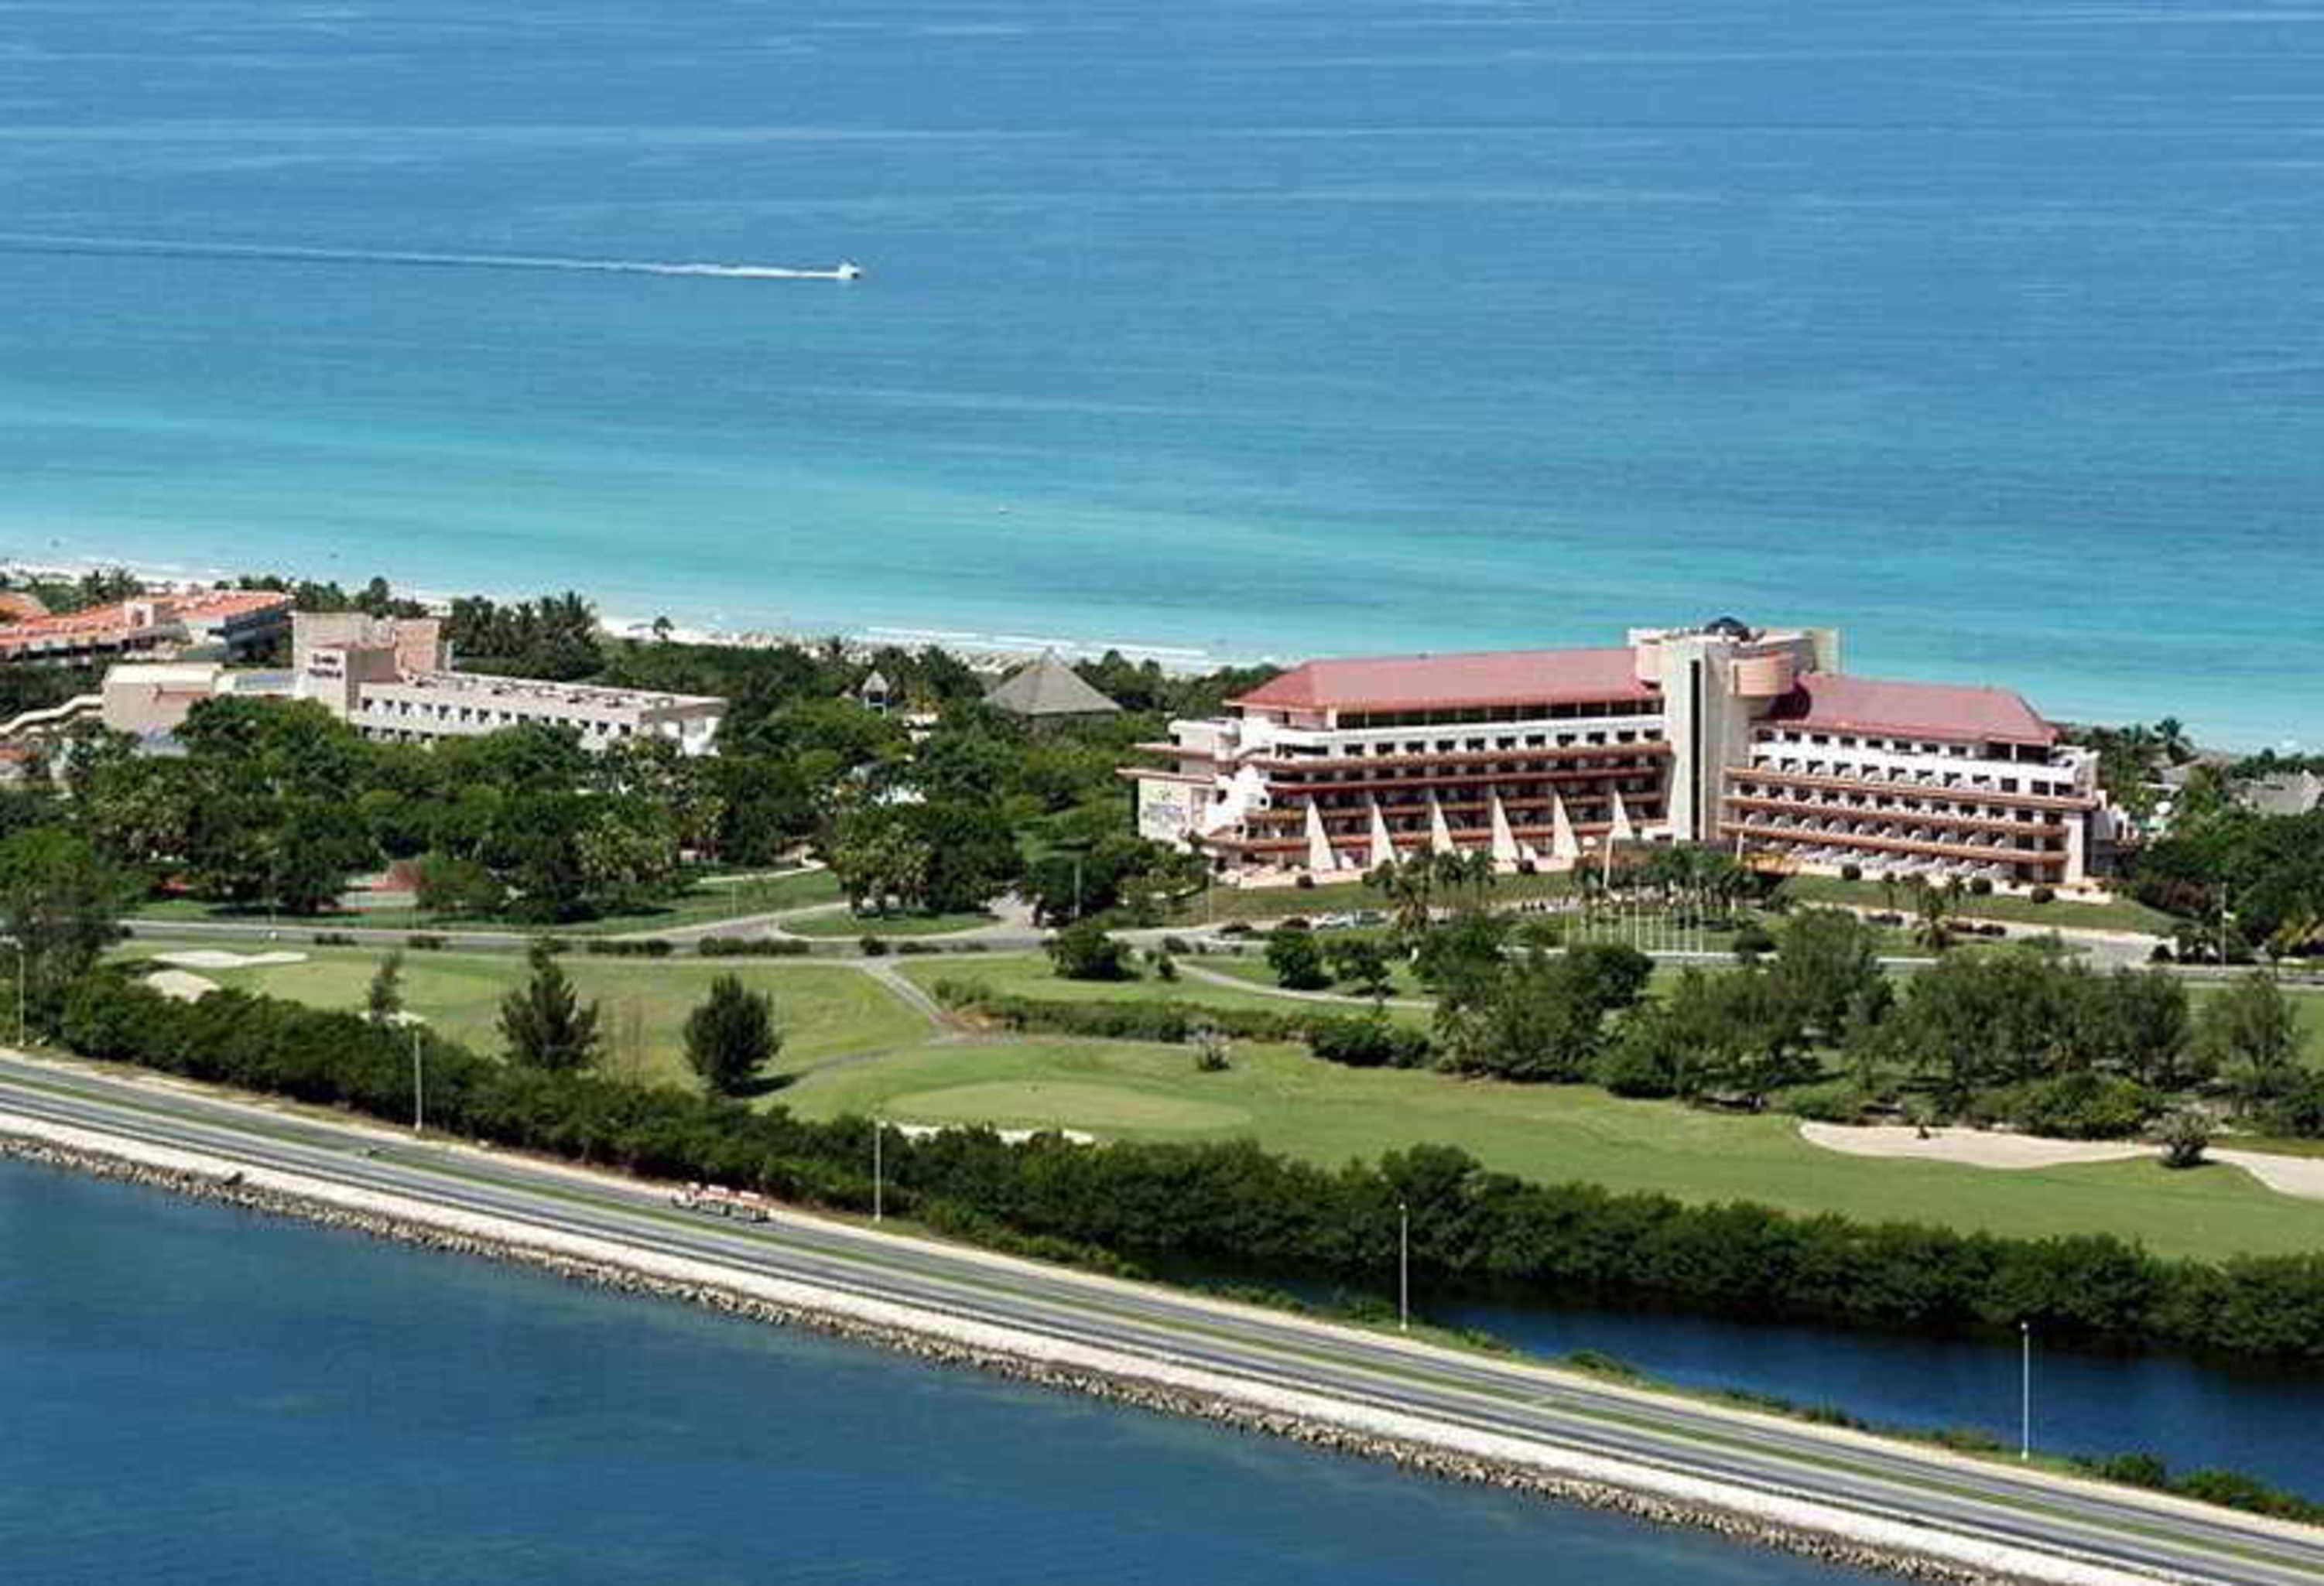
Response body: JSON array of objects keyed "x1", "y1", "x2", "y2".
[{"x1": 0, "y1": 1123, "x2": 2168, "y2": 1586}]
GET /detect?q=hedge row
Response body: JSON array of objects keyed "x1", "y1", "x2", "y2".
[{"x1": 53, "y1": 971, "x2": 2324, "y2": 1361}]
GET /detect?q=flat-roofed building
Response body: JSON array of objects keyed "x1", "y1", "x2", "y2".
[
  {"x1": 1127, "y1": 619, "x2": 2117, "y2": 889},
  {"x1": 98, "y1": 661, "x2": 296, "y2": 739},
  {"x1": 289, "y1": 611, "x2": 724, "y2": 754}
]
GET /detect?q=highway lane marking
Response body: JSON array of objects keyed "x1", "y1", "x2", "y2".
[{"x1": 5, "y1": 1072, "x2": 2317, "y2": 1577}]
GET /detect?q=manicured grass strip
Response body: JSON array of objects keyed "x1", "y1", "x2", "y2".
[
  {"x1": 111, "y1": 942, "x2": 929, "y2": 1089},
  {"x1": 1776, "y1": 875, "x2": 2175, "y2": 936}
]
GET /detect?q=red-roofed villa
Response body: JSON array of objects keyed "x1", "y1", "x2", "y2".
[{"x1": 1124, "y1": 620, "x2": 2120, "y2": 889}]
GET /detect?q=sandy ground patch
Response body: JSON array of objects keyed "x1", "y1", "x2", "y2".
[
  {"x1": 152, "y1": 949, "x2": 310, "y2": 971},
  {"x1": 2213, "y1": 1149, "x2": 2324, "y2": 1202},
  {"x1": 144, "y1": 969, "x2": 220, "y2": 1003},
  {"x1": 1800, "y1": 1123, "x2": 2324, "y2": 1204},
  {"x1": 1798, "y1": 1122, "x2": 2145, "y2": 1170}
]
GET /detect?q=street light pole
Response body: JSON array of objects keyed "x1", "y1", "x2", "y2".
[
  {"x1": 1398, "y1": 1200, "x2": 1410, "y2": 1333},
  {"x1": 410, "y1": 1025, "x2": 424, "y2": 1137},
  {"x1": 873, "y1": 1117, "x2": 884, "y2": 1224},
  {"x1": 2020, "y1": 1320, "x2": 2032, "y2": 1462}
]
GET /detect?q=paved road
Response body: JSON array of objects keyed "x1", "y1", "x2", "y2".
[{"x1": 3, "y1": 1056, "x2": 2318, "y2": 1585}]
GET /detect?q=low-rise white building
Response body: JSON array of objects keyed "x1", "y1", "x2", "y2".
[{"x1": 290, "y1": 612, "x2": 724, "y2": 754}]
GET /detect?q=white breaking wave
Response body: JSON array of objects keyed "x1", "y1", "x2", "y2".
[{"x1": 0, "y1": 231, "x2": 861, "y2": 280}]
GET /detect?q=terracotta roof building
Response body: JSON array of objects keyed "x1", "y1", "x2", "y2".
[
  {"x1": 0, "y1": 590, "x2": 290, "y2": 666},
  {"x1": 1125, "y1": 620, "x2": 2118, "y2": 890}
]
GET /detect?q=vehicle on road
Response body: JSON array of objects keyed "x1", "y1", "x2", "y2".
[{"x1": 670, "y1": 1182, "x2": 772, "y2": 1222}]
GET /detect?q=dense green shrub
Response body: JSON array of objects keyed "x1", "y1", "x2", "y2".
[
  {"x1": 1978, "y1": 1073, "x2": 2157, "y2": 1140},
  {"x1": 1306, "y1": 1015, "x2": 1431, "y2": 1069},
  {"x1": 697, "y1": 936, "x2": 811, "y2": 957}
]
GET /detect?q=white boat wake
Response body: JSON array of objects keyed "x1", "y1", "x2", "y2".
[{"x1": 0, "y1": 232, "x2": 863, "y2": 281}]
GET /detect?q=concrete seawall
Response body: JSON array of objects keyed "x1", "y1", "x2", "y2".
[{"x1": 0, "y1": 1117, "x2": 2178, "y2": 1586}]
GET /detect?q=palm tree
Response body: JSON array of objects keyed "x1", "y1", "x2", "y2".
[
  {"x1": 1908, "y1": 875, "x2": 1959, "y2": 953},
  {"x1": 2155, "y1": 716, "x2": 2193, "y2": 766},
  {"x1": 1364, "y1": 856, "x2": 1436, "y2": 945}
]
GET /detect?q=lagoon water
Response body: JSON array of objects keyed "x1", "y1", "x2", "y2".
[
  {"x1": 0, "y1": 1159, "x2": 1874, "y2": 1585},
  {"x1": 3, "y1": 0, "x2": 2322, "y2": 744}
]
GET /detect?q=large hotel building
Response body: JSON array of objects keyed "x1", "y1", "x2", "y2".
[{"x1": 1128, "y1": 620, "x2": 2120, "y2": 889}]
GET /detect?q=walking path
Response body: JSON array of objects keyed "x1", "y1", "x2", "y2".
[{"x1": 1175, "y1": 959, "x2": 1432, "y2": 1012}]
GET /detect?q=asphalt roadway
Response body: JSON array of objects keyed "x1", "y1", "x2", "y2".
[{"x1": 5, "y1": 1053, "x2": 2319, "y2": 1586}]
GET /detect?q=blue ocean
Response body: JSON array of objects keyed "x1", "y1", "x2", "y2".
[
  {"x1": 0, "y1": 1159, "x2": 1877, "y2": 1584},
  {"x1": 2, "y1": 0, "x2": 2319, "y2": 746}
]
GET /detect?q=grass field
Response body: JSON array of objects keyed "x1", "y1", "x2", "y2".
[
  {"x1": 902, "y1": 952, "x2": 1433, "y2": 1025},
  {"x1": 786, "y1": 909, "x2": 997, "y2": 939},
  {"x1": 113, "y1": 934, "x2": 2324, "y2": 1261},
  {"x1": 778, "y1": 1032, "x2": 2324, "y2": 1262},
  {"x1": 128, "y1": 867, "x2": 844, "y2": 938},
  {"x1": 1775, "y1": 874, "x2": 2176, "y2": 936},
  {"x1": 118, "y1": 942, "x2": 929, "y2": 1090},
  {"x1": 1165, "y1": 869, "x2": 1576, "y2": 925}
]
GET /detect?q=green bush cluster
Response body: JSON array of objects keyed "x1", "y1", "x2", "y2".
[
  {"x1": 697, "y1": 937, "x2": 813, "y2": 957},
  {"x1": 581, "y1": 938, "x2": 676, "y2": 957}
]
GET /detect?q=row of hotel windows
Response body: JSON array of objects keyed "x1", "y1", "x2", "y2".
[
  {"x1": 1755, "y1": 727, "x2": 2056, "y2": 767},
  {"x1": 1279, "y1": 757, "x2": 1666, "y2": 785},
  {"x1": 1731, "y1": 784, "x2": 2069, "y2": 828},
  {"x1": 361, "y1": 699, "x2": 655, "y2": 738},
  {"x1": 1330, "y1": 699, "x2": 1658, "y2": 730},
  {"x1": 1751, "y1": 759, "x2": 2072, "y2": 799},
  {"x1": 1741, "y1": 817, "x2": 2061, "y2": 856},
  {"x1": 1277, "y1": 781, "x2": 1662, "y2": 813},
  {"x1": 1275, "y1": 727, "x2": 1665, "y2": 758}
]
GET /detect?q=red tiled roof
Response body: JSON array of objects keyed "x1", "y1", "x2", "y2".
[
  {"x1": 1769, "y1": 673, "x2": 2055, "y2": 747},
  {"x1": 1230, "y1": 648, "x2": 1651, "y2": 715},
  {"x1": 0, "y1": 590, "x2": 289, "y2": 655}
]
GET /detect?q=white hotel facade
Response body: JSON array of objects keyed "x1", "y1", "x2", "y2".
[{"x1": 1128, "y1": 619, "x2": 2120, "y2": 889}]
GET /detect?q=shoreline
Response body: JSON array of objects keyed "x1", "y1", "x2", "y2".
[
  {"x1": 0, "y1": 1113, "x2": 2201, "y2": 1586},
  {"x1": 2, "y1": 552, "x2": 1264, "y2": 677}
]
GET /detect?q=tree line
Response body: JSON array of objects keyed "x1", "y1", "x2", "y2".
[{"x1": 1247, "y1": 902, "x2": 2312, "y2": 1137}]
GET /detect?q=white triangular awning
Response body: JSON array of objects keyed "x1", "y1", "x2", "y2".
[
  {"x1": 1305, "y1": 802, "x2": 1337, "y2": 873},
  {"x1": 1367, "y1": 800, "x2": 1396, "y2": 870},
  {"x1": 1610, "y1": 788, "x2": 1637, "y2": 846},
  {"x1": 1428, "y1": 795, "x2": 1456, "y2": 856},
  {"x1": 1488, "y1": 791, "x2": 1519, "y2": 864},
  {"x1": 1550, "y1": 793, "x2": 1581, "y2": 862}
]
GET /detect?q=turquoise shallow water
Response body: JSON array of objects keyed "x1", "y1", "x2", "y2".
[
  {"x1": 0, "y1": 1159, "x2": 1874, "y2": 1584},
  {"x1": 2, "y1": 0, "x2": 2320, "y2": 745}
]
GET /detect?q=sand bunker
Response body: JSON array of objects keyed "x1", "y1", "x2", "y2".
[
  {"x1": 1800, "y1": 1122, "x2": 2324, "y2": 1203},
  {"x1": 1798, "y1": 1122, "x2": 2144, "y2": 1171},
  {"x1": 144, "y1": 969, "x2": 221, "y2": 1003},
  {"x1": 152, "y1": 949, "x2": 310, "y2": 971}
]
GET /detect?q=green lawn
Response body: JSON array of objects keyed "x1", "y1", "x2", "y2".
[
  {"x1": 779, "y1": 1034, "x2": 2324, "y2": 1262},
  {"x1": 786, "y1": 909, "x2": 998, "y2": 939},
  {"x1": 127, "y1": 867, "x2": 844, "y2": 939},
  {"x1": 902, "y1": 952, "x2": 1432, "y2": 1025},
  {"x1": 1165, "y1": 869, "x2": 1576, "y2": 926},
  {"x1": 1776, "y1": 874, "x2": 2175, "y2": 936},
  {"x1": 117, "y1": 941, "x2": 929, "y2": 1090}
]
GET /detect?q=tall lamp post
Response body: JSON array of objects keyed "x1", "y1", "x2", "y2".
[
  {"x1": 1397, "y1": 1200, "x2": 1411, "y2": 1334},
  {"x1": 872, "y1": 1116, "x2": 884, "y2": 1225},
  {"x1": 410, "y1": 1024, "x2": 424, "y2": 1137},
  {"x1": 2019, "y1": 1319, "x2": 2033, "y2": 1462}
]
